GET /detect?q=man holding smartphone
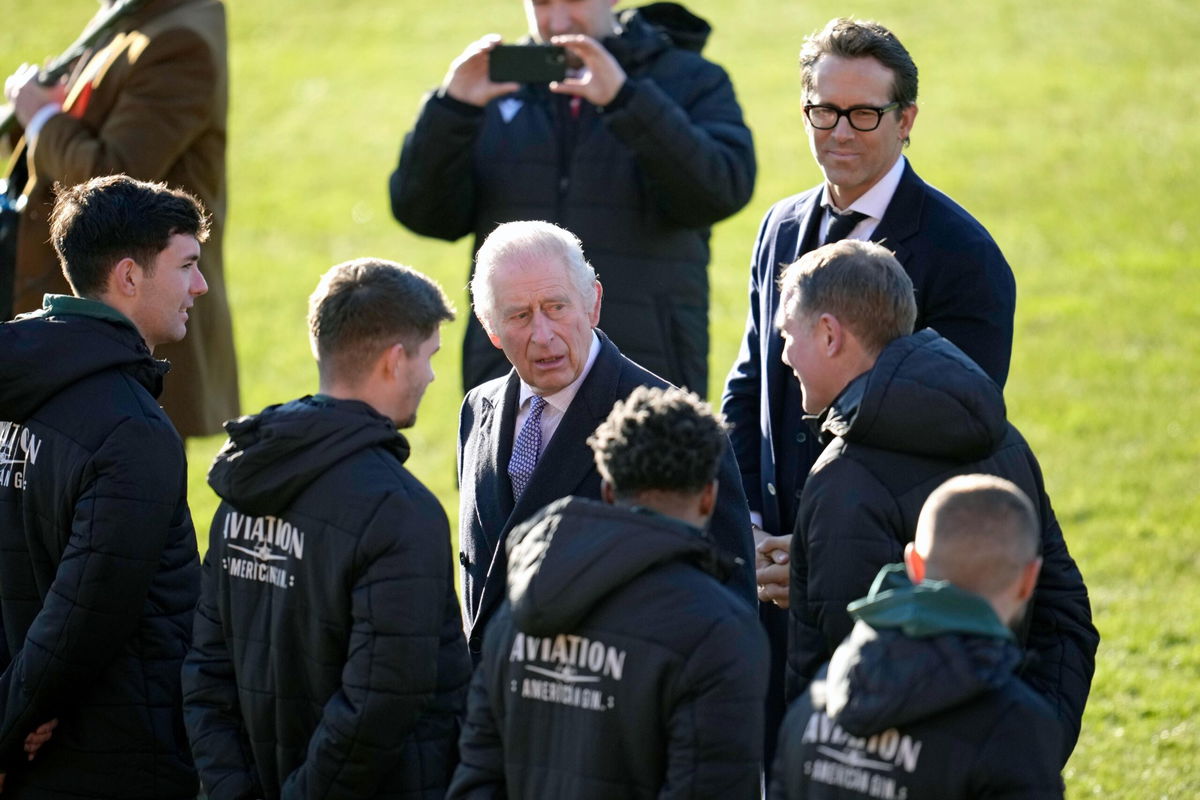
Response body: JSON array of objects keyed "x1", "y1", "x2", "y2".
[{"x1": 390, "y1": 0, "x2": 755, "y2": 398}]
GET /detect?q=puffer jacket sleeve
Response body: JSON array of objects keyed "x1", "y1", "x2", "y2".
[
  {"x1": 0, "y1": 416, "x2": 189, "y2": 762},
  {"x1": 280, "y1": 489, "x2": 453, "y2": 798},
  {"x1": 660, "y1": 609, "x2": 768, "y2": 799},
  {"x1": 601, "y1": 62, "x2": 755, "y2": 228},
  {"x1": 786, "y1": 455, "x2": 903, "y2": 701},
  {"x1": 388, "y1": 90, "x2": 484, "y2": 241},
  {"x1": 181, "y1": 520, "x2": 261, "y2": 800},
  {"x1": 1018, "y1": 452, "x2": 1098, "y2": 765},
  {"x1": 445, "y1": 641, "x2": 507, "y2": 799}
]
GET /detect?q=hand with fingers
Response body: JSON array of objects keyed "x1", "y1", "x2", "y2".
[
  {"x1": 548, "y1": 34, "x2": 626, "y2": 107},
  {"x1": 442, "y1": 34, "x2": 520, "y2": 107},
  {"x1": 4, "y1": 63, "x2": 66, "y2": 128},
  {"x1": 756, "y1": 533, "x2": 791, "y2": 609}
]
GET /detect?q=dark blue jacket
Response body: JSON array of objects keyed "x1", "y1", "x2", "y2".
[
  {"x1": 457, "y1": 330, "x2": 755, "y2": 658},
  {"x1": 451, "y1": 497, "x2": 768, "y2": 799},
  {"x1": 183, "y1": 396, "x2": 471, "y2": 799},
  {"x1": 0, "y1": 298, "x2": 199, "y2": 799},
  {"x1": 390, "y1": 4, "x2": 755, "y2": 394},
  {"x1": 722, "y1": 160, "x2": 1015, "y2": 542},
  {"x1": 772, "y1": 566, "x2": 1064, "y2": 800},
  {"x1": 787, "y1": 330, "x2": 1097, "y2": 764}
]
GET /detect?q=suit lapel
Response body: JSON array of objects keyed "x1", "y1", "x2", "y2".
[
  {"x1": 870, "y1": 161, "x2": 924, "y2": 266},
  {"x1": 472, "y1": 373, "x2": 520, "y2": 558}
]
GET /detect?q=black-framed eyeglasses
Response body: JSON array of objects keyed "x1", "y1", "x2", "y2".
[{"x1": 803, "y1": 102, "x2": 901, "y2": 132}]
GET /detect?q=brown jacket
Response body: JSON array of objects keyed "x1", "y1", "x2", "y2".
[{"x1": 13, "y1": 0, "x2": 238, "y2": 436}]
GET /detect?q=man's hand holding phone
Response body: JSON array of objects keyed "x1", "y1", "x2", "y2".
[{"x1": 441, "y1": 34, "x2": 519, "y2": 107}]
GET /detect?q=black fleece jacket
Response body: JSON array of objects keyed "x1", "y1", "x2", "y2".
[
  {"x1": 449, "y1": 496, "x2": 768, "y2": 800},
  {"x1": 182, "y1": 395, "x2": 471, "y2": 800},
  {"x1": 0, "y1": 298, "x2": 199, "y2": 799},
  {"x1": 773, "y1": 566, "x2": 1064, "y2": 799}
]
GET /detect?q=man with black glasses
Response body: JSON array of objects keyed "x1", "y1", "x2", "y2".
[{"x1": 721, "y1": 17, "x2": 1016, "y2": 764}]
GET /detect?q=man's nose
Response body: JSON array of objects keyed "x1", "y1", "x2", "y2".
[
  {"x1": 191, "y1": 267, "x2": 209, "y2": 296},
  {"x1": 546, "y1": 4, "x2": 571, "y2": 34},
  {"x1": 530, "y1": 310, "x2": 554, "y2": 343},
  {"x1": 831, "y1": 114, "x2": 856, "y2": 140}
]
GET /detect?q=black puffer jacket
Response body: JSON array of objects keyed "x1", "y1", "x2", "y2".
[
  {"x1": 182, "y1": 396, "x2": 471, "y2": 799},
  {"x1": 0, "y1": 298, "x2": 199, "y2": 799},
  {"x1": 786, "y1": 329, "x2": 1099, "y2": 764},
  {"x1": 390, "y1": 3, "x2": 755, "y2": 394},
  {"x1": 449, "y1": 497, "x2": 768, "y2": 799},
  {"x1": 772, "y1": 566, "x2": 1064, "y2": 799}
]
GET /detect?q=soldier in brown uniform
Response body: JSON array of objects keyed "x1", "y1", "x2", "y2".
[{"x1": 4, "y1": 0, "x2": 238, "y2": 436}]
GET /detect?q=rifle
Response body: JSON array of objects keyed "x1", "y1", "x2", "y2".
[{"x1": 1, "y1": 0, "x2": 149, "y2": 318}]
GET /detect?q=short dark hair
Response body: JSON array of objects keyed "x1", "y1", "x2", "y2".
[
  {"x1": 800, "y1": 18, "x2": 919, "y2": 109},
  {"x1": 588, "y1": 386, "x2": 728, "y2": 499},
  {"x1": 918, "y1": 474, "x2": 1041, "y2": 597},
  {"x1": 49, "y1": 174, "x2": 209, "y2": 299},
  {"x1": 308, "y1": 258, "x2": 455, "y2": 384},
  {"x1": 776, "y1": 239, "x2": 916, "y2": 356}
]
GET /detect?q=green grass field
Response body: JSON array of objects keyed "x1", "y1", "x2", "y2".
[{"x1": 4, "y1": 0, "x2": 1198, "y2": 794}]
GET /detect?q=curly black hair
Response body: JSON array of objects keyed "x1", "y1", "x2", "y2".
[{"x1": 588, "y1": 385, "x2": 728, "y2": 498}]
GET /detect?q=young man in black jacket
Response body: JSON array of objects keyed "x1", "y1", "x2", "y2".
[
  {"x1": 182, "y1": 259, "x2": 472, "y2": 799},
  {"x1": 771, "y1": 474, "x2": 1065, "y2": 799},
  {"x1": 775, "y1": 239, "x2": 1098, "y2": 764},
  {"x1": 0, "y1": 174, "x2": 209, "y2": 798},
  {"x1": 449, "y1": 385, "x2": 769, "y2": 799}
]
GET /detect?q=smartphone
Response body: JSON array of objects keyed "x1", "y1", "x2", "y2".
[{"x1": 488, "y1": 44, "x2": 567, "y2": 84}]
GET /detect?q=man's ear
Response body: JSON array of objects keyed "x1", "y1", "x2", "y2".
[
  {"x1": 588, "y1": 280, "x2": 603, "y2": 327},
  {"x1": 820, "y1": 312, "x2": 844, "y2": 357},
  {"x1": 1016, "y1": 556, "x2": 1042, "y2": 604},
  {"x1": 109, "y1": 257, "x2": 142, "y2": 298},
  {"x1": 697, "y1": 479, "x2": 718, "y2": 517},
  {"x1": 600, "y1": 479, "x2": 616, "y2": 505},
  {"x1": 904, "y1": 541, "x2": 925, "y2": 584}
]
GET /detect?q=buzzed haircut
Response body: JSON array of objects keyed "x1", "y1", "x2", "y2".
[
  {"x1": 307, "y1": 258, "x2": 455, "y2": 384},
  {"x1": 49, "y1": 174, "x2": 209, "y2": 299},
  {"x1": 776, "y1": 239, "x2": 916, "y2": 355},
  {"x1": 471, "y1": 220, "x2": 598, "y2": 332},
  {"x1": 916, "y1": 474, "x2": 1041, "y2": 598},
  {"x1": 588, "y1": 385, "x2": 728, "y2": 499},
  {"x1": 800, "y1": 17, "x2": 919, "y2": 109}
]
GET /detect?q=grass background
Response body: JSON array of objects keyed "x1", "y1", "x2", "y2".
[{"x1": 4, "y1": 0, "x2": 1199, "y2": 794}]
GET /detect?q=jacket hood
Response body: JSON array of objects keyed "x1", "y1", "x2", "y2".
[
  {"x1": 819, "y1": 565, "x2": 1022, "y2": 735},
  {"x1": 0, "y1": 298, "x2": 165, "y2": 422},
  {"x1": 207, "y1": 395, "x2": 408, "y2": 516},
  {"x1": 506, "y1": 496, "x2": 737, "y2": 635},
  {"x1": 616, "y1": 3, "x2": 711, "y2": 53},
  {"x1": 822, "y1": 329, "x2": 1007, "y2": 461}
]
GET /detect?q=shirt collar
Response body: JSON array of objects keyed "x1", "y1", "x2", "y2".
[
  {"x1": 821, "y1": 154, "x2": 907, "y2": 220},
  {"x1": 517, "y1": 330, "x2": 602, "y2": 414}
]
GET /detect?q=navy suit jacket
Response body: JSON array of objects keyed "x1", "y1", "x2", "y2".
[
  {"x1": 458, "y1": 330, "x2": 755, "y2": 657},
  {"x1": 721, "y1": 161, "x2": 1016, "y2": 539}
]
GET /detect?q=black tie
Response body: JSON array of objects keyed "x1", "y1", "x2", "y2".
[{"x1": 824, "y1": 209, "x2": 868, "y2": 244}]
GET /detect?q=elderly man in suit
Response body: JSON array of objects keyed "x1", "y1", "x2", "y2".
[
  {"x1": 721, "y1": 17, "x2": 1017, "y2": 761},
  {"x1": 3, "y1": 0, "x2": 238, "y2": 437},
  {"x1": 458, "y1": 220, "x2": 755, "y2": 660}
]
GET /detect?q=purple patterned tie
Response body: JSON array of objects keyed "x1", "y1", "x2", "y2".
[{"x1": 508, "y1": 395, "x2": 547, "y2": 500}]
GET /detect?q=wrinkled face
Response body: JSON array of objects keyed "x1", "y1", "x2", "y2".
[
  {"x1": 395, "y1": 328, "x2": 440, "y2": 429},
  {"x1": 130, "y1": 233, "x2": 206, "y2": 351},
  {"x1": 486, "y1": 254, "x2": 601, "y2": 396},
  {"x1": 779, "y1": 304, "x2": 836, "y2": 415},
  {"x1": 525, "y1": 0, "x2": 617, "y2": 41},
  {"x1": 805, "y1": 55, "x2": 917, "y2": 208}
]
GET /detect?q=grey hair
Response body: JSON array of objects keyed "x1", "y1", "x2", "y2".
[{"x1": 471, "y1": 221, "x2": 598, "y2": 332}]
